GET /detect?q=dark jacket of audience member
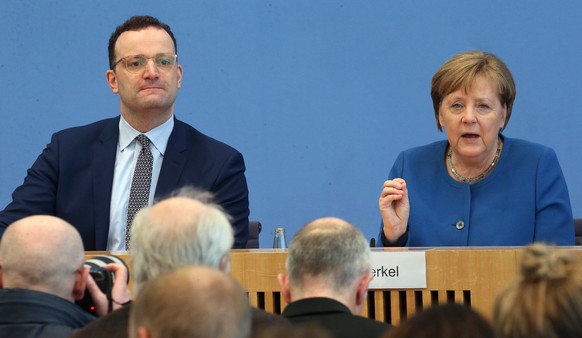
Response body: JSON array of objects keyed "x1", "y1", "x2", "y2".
[
  {"x1": 0, "y1": 288, "x2": 94, "y2": 338},
  {"x1": 282, "y1": 297, "x2": 389, "y2": 338}
]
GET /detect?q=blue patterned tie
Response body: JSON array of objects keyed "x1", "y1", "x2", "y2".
[{"x1": 125, "y1": 134, "x2": 153, "y2": 249}]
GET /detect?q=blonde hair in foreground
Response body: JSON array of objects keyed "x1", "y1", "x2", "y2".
[{"x1": 493, "y1": 243, "x2": 582, "y2": 338}]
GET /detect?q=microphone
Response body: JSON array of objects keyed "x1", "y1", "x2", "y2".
[{"x1": 369, "y1": 238, "x2": 376, "y2": 247}]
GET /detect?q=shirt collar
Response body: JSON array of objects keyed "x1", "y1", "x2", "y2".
[{"x1": 118, "y1": 115, "x2": 174, "y2": 155}]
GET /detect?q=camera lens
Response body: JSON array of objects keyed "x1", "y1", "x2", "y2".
[
  {"x1": 85, "y1": 255, "x2": 128, "y2": 276},
  {"x1": 75, "y1": 255, "x2": 129, "y2": 315}
]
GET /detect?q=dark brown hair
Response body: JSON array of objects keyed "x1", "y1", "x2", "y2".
[{"x1": 108, "y1": 15, "x2": 177, "y2": 69}]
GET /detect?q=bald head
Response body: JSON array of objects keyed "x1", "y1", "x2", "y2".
[
  {"x1": 305, "y1": 217, "x2": 353, "y2": 233},
  {"x1": 0, "y1": 215, "x2": 85, "y2": 301},
  {"x1": 130, "y1": 266, "x2": 251, "y2": 338},
  {"x1": 130, "y1": 196, "x2": 234, "y2": 293}
]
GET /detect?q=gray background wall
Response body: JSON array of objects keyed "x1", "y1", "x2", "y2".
[{"x1": 1, "y1": 1, "x2": 581, "y2": 247}]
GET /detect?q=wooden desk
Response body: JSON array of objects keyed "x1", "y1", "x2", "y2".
[{"x1": 86, "y1": 247, "x2": 582, "y2": 325}]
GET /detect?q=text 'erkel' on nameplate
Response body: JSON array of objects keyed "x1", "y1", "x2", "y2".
[{"x1": 368, "y1": 250, "x2": 427, "y2": 289}]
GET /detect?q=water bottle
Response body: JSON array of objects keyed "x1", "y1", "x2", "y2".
[{"x1": 273, "y1": 227, "x2": 287, "y2": 249}]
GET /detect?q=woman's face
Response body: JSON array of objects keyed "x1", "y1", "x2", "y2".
[
  {"x1": 439, "y1": 76, "x2": 507, "y2": 163},
  {"x1": 439, "y1": 76, "x2": 507, "y2": 164}
]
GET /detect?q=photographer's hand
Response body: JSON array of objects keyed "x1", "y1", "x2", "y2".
[{"x1": 86, "y1": 263, "x2": 132, "y2": 317}]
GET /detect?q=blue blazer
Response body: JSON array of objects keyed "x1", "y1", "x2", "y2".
[
  {"x1": 0, "y1": 116, "x2": 249, "y2": 250},
  {"x1": 377, "y1": 136, "x2": 574, "y2": 247}
]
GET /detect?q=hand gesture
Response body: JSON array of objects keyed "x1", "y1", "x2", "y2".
[{"x1": 379, "y1": 178, "x2": 410, "y2": 242}]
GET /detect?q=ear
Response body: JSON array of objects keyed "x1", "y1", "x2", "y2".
[
  {"x1": 499, "y1": 104, "x2": 508, "y2": 130},
  {"x1": 219, "y1": 254, "x2": 230, "y2": 273},
  {"x1": 355, "y1": 274, "x2": 373, "y2": 307},
  {"x1": 106, "y1": 70, "x2": 119, "y2": 94},
  {"x1": 438, "y1": 109, "x2": 445, "y2": 129},
  {"x1": 277, "y1": 273, "x2": 292, "y2": 304},
  {"x1": 72, "y1": 267, "x2": 89, "y2": 301},
  {"x1": 176, "y1": 64, "x2": 183, "y2": 89},
  {"x1": 138, "y1": 327, "x2": 152, "y2": 338},
  {"x1": 0, "y1": 264, "x2": 3, "y2": 288},
  {"x1": 137, "y1": 327, "x2": 153, "y2": 338}
]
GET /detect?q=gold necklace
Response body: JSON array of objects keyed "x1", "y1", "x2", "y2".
[{"x1": 447, "y1": 138, "x2": 502, "y2": 184}]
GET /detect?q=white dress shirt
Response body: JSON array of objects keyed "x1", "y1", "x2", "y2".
[{"x1": 107, "y1": 115, "x2": 174, "y2": 250}]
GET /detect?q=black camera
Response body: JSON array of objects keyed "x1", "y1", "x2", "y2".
[{"x1": 75, "y1": 255, "x2": 128, "y2": 315}]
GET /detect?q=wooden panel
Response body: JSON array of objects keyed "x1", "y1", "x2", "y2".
[
  {"x1": 389, "y1": 290, "x2": 402, "y2": 324},
  {"x1": 247, "y1": 292, "x2": 259, "y2": 308},
  {"x1": 374, "y1": 291, "x2": 384, "y2": 321},
  {"x1": 422, "y1": 289, "x2": 432, "y2": 308},
  {"x1": 264, "y1": 292, "x2": 276, "y2": 313}
]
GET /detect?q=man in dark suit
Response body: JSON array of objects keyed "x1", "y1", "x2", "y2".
[
  {"x1": 0, "y1": 15, "x2": 249, "y2": 249},
  {"x1": 278, "y1": 217, "x2": 392, "y2": 338}
]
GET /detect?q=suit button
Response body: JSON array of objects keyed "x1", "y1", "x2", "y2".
[{"x1": 455, "y1": 220, "x2": 465, "y2": 230}]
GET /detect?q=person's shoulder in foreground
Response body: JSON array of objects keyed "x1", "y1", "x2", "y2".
[{"x1": 70, "y1": 305, "x2": 131, "y2": 338}]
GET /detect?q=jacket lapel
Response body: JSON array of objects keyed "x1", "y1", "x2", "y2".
[
  {"x1": 155, "y1": 118, "x2": 188, "y2": 199},
  {"x1": 92, "y1": 118, "x2": 119, "y2": 249}
]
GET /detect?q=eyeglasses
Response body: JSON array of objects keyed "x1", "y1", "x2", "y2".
[{"x1": 112, "y1": 53, "x2": 178, "y2": 74}]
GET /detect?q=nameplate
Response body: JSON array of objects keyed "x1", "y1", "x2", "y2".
[{"x1": 368, "y1": 250, "x2": 427, "y2": 289}]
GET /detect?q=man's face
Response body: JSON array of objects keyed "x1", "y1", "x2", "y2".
[{"x1": 106, "y1": 27, "x2": 182, "y2": 121}]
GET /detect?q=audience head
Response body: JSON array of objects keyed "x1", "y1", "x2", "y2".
[
  {"x1": 0, "y1": 215, "x2": 88, "y2": 302},
  {"x1": 383, "y1": 303, "x2": 497, "y2": 338},
  {"x1": 431, "y1": 50, "x2": 515, "y2": 131},
  {"x1": 108, "y1": 15, "x2": 177, "y2": 70},
  {"x1": 130, "y1": 188, "x2": 234, "y2": 293},
  {"x1": 278, "y1": 217, "x2": 372, "y2": 314},
  {"x1": 129, "y1": 266, "x2": 251, "y2": 338},
  {"x1": 493, "y1": 243, "x2": 582, "y2": 338}
]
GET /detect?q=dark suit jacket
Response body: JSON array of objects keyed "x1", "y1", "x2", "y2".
[
  {"x1": 0, "y1": 288, "x2": 95, "y2": 338},
  {"x1": 282, "y1": 297, "x2": 391, "y2": 338},
  {"x1": 70, "y1": 303, "x2": 289, "y2": 338},
  {"x1": 70, "y1": 304, "x2": 130, "y2": 338},
  {"x1": 0, "y1": 116, "x2": 249, "y2": 249}
]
